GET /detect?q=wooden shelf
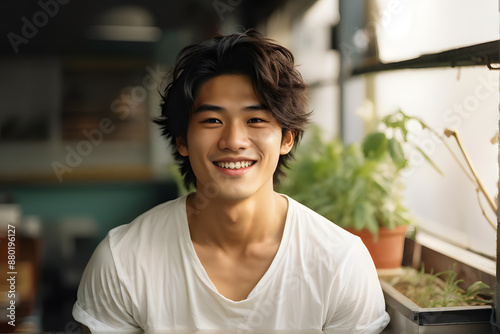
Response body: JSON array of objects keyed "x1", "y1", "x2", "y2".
[{"x1": 0, "y1": 165, "x2": 154, "y2": 184}]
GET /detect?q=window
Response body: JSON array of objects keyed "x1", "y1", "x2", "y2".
[{"x1": 345, "y1": 0, "x2": 499, "y2": 258}]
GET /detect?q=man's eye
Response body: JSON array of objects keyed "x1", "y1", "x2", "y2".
[
  {"x1": 202, "y1": 118, "x2": 222, "y2": 124},
  {"x1": 248, "y1": 118, "x2": 265, "y2": 124}
]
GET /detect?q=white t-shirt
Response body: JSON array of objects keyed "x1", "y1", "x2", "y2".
[{"x1": 73, "y1": 195, "x2": 390, "y2": 333}]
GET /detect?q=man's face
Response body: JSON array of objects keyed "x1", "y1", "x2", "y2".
[{"x1": 176, "y1": 74, "x2": 294, "y2": 201}]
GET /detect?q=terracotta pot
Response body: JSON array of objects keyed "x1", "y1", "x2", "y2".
[{"x1": 346, "y1": 225, "x2": 407, "y2": 269}]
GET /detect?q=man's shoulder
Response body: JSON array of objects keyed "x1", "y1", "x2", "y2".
[
  {"x1": 288, "y1": 196, "x2": 356, "y2": 239},
  {"x1": 108, "y1": 195, "x2": 187, "y2": 248},
  {"x1": 285, "y1": 196, "x2": 372, "y2": 285},
  {"x1": 286, "y1": 195, "x2": 364, "y2": 255}
]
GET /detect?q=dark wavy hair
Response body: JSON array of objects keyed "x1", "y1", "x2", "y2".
[{"x1": 154, "y1": 29, "x2": 311, "y2": 189}]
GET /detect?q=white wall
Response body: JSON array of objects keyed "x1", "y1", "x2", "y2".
[
  {"x1": 374, "y1": 68, "x2": 498, "y2": 257},
  {"x1": 375, "y1": 0, "x2": 499, "y2": 62}
]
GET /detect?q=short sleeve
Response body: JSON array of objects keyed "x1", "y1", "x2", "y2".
[
  {"x1": 323, "y1": 238, "x2": 390, "y2": 334},
  {"x1": 72, "y1": 235, "x2": 142, "y2": 333}
]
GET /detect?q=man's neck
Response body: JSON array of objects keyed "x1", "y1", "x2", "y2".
[{"x1": 186, "y1": 188, "x2": 287, "y2": 254}]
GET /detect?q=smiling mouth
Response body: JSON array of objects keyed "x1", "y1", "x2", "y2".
[{"x1": 213, "y1": 161, "x2": 256, "y2": 169}]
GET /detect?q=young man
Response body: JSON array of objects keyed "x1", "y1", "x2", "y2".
[{"x1": 73, "y1": 30, "x2": 390, "y2": 333}]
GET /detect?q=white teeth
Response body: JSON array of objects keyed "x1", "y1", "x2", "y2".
[{"x1": 216, "y1": 161, "x2": 254, "y2": 169}]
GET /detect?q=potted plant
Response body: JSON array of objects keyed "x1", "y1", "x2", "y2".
[
  {"x1": 279, "y1": 110, "x2": 440, "y2": 269},
  {"x1": 379, "y1": 245, "x2": 495, "y2": 333},
  {"x1": 381, "y1": 265, "x2": 491, "y2": 308}
]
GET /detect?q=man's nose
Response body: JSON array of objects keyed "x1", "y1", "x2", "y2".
[{"x1": 218, "y1": 122, "x2": 250, "y2": 151}]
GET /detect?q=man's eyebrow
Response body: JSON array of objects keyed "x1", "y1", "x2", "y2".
[
  {"x1": 243, "y1": 104, "x2": 267, "y2": 111},
  {"x1": 194, "y1": 103, "x2": 268, "y2": 112},
  {"x1": 194, "y1": 104, "x2": 224, "y2": 112}
]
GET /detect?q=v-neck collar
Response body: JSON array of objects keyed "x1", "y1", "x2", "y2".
[{"x1": 178, "y1": 194, "x2": 294, "y2": 304}]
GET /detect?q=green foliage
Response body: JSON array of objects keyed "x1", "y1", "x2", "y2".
[
  {"x1": 362, "y1": 132, "x2": 387, "y2": 160},
  {"x1": 279, "y1": 125, "x2": 412, "y2": 238},
  {"x1": 383, "y1": 110, "x2": 443, "y2": 175},
  {"x1": 279, "y1": 110, "x2": 442, "y2": 237},
  {"x1": 387, "y1": 137, "x2": 407, "y2": 170},
  {"x1": 384, "y1": 265, "x2": 492, "y2": 308}
]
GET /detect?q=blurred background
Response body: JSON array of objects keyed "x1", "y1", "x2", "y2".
[{"x1": 0, "y1": 0, "x2": 498, "y2": 331}]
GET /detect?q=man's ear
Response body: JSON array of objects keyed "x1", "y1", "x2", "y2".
[
  {"x1": 280, "y1": 130, "x2": 295, "y2": 155},
  {"x1": 176, "y1": 137, "x2": 189, "y2": 157}
]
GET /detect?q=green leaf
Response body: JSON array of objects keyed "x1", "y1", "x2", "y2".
[
  {"x1": 398, "y1": 109, "x2": 431, "y2": 132},
  {"x1": 382, "y1": 112, "x2": 409, "y2": 141},
  {"x1": 353, "y1": 202, "x2": 378, "y2": 237},
  {"x1": 380, "y1": 207, "x2": 396, "y2": 230},
  {"x1": 362, "y1": 132, "x2": 387, "y2": 160},
  {"x1": 465, "y1": 281, "x2": 490, "y2": 297},
  {"x1": 346, "y1": 178, "x2": 366, "y2": 206},
  {"x1": 353, "y1": 202, "x2": 368, "y2": 229},
  {"x1": 387, "y1": 138, "x2": 408, "y2": 170}
]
